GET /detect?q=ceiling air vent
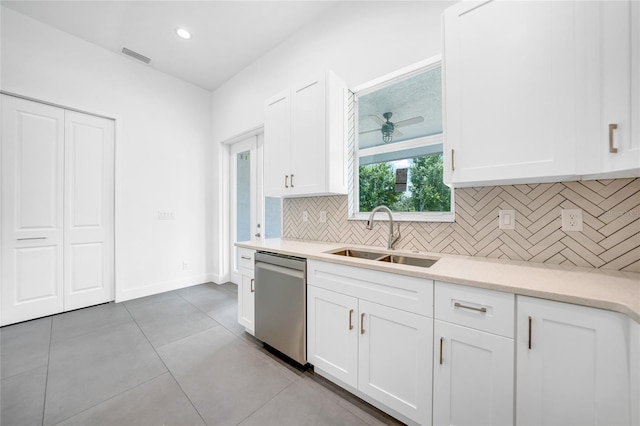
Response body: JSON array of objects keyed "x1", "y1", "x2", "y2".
[{"x1": 121, "y1": 47, "x2": 151, "y2": 64}]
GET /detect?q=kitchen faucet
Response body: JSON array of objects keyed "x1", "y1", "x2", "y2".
[{"x1": 366, "y1": 205, "x2": 401, "y2": 250}]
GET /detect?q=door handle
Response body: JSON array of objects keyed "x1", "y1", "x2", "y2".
[
  {"x1": 285, "y1": 175, "x2": 289, "y2": 188},
  {"x1": 348, "y1": 309, "x2": 354, "y2": 330},
  {"x1": 609, "y1": 123, "x2": 618, "y2": 153},
  {"x1": 440, "y1": 337, "x2": 444, "y2": 365},
  {"x1": 360, "y1": 313, "x2": 365, "y2": 334},
  {"x1": 528, "y1": 316, "x2": 532, "y2": 350},
  {"x1": 254, "y1": 233, "x2": 261, "y2": 238},
  {"x1": 250, "y1": 278, "x2": 255, "y2": 293},
  {"x1": 290, "y1": 174, "x2": 294, "y2": 187}
]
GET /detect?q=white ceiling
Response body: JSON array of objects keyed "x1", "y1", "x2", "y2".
[{"x1": 2, "y1": 1, "x2": 342, "y2": 91}]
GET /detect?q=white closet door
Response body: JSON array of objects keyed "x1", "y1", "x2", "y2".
[
  {"x1": 64, "y1": 111, "x2": 114, "y2": 310},
  {"x1": 1, "y1": 95, "x2": 65, "y2": 325}
]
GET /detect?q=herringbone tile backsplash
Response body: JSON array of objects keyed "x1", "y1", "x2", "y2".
[{"x1": 283, "y1": 178, "x2": 640, "y2": 272}]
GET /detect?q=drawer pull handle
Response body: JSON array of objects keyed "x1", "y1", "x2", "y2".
[
  {"x1": 285, "y1": 175, "x2": 289, "y2": 188},
  {"x1": 609, "y1": 123, "x2": 618, "y2": 153},
  {"x1": 528, "y1": 316, "x2": 532, "y2": 350},
  {"x1": 440, "y1": 337, "x2": 444, "y2": 365},
  {"x1": 17, "y1": 237, "x2": 47, "y2": 241},
  {"x1": 348, "y1": 309, "x2": 354, "y2": 330},
  {"x1": 240, "y1": 256, "x2": 252, "y2": 260},
  {"x1": 290, "y1": 174, "x2": 294, "y2": 188},
  {"x1": 360, "y1": 313, "x2": 365, "y2": 334},
  {"x1": 454, "y1": 302, "x2": 487, "y2": 313},
  {"x1": 250, "y1": 278, "x2": 255, "y2": 293}
]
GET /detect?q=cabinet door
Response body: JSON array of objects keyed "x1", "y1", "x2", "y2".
[
  {"x1": 433, "y1": 320, "x2": 514, "y2": 426},
  {"x1": 601, "y1": 0, "x2": 639, "y2": 173},
  {"x1": 238, "y1": 268, "x2": 254, "y2": 334},
  {"x1": 307, "y1": 285, "x2": 358, "y2": 388},
  {"x1": 358, "y1": 300, "x2": 432, "y2": 425},
  {"x1": 443, "y1": 1, "x2": 577, "y2": 185},
  {"x1": 1, "y1": 95, "x2": 65, "y2": 326},
  {"x1": 290, "y1": 74, "x2": 326, "y2": 195},
  {"x1": 263, "y1": 90, "x2": 291, "y2": 197},
  {"x1": 517, "y1": 296, "x2": 631, "y2": 426}
]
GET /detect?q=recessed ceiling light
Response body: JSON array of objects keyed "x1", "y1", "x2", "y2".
[{"x1": 176, "y1": 28, "x2": 191, "y2": 40}]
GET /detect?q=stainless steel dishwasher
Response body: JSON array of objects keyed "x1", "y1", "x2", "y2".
[{"x1": 254, "y1": 251, "x2": 307, "y2": 365}]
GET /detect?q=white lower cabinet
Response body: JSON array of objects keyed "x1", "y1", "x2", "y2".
[
  {"x1": 433, "y1": 282, "x2": 515, "y2": 426},
  {"x1": 516, "y1": 296, "x2": 632, "y2": 426},
  {"x1": 433, "y1": 321, "x2": 514, "y2": 426},
  {"x1": 307, "y1": 285, "x2": 358, "y2": 388},
  {"x1": 307, "y1": 260, "x2": 433, "y2": 425},
  {"x1": 237, "y1": 248, "x2": 255, "y2": 334}
]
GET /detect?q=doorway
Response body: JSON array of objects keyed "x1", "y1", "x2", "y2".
[{"x1": 229, "y1": 136, "x2": 262, "y2": 284}]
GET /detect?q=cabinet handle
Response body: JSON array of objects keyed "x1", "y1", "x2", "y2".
[
  {"x1": 440, "y1": 337, "x2": 444, "y2": 365},
  {"x1": 348, "y1": 309, "x2": 354, "y2": 330},
  {"x1": 290, "y1": 174, "x2": 294, "y2": 188},
  {"x1": 609, "y1": 123, "x2": 618, "y2": 153},
  {"x1": 454, "y1": 302, "x2": 487, "y2": 313},
  {"x1": 360, "y1": 313, "x2": 365, "y2": 334},
  {"x1": 17, "y1": 237, "x2": 47, "y2": 241},
  {"x1": 285, "y1": 175, "x2": 289, "y2": 188},
  {"x1": 250, "y1": 278, "x2": 255, "y2": 293},
  {"x1": 451, "y1": 148, "x2": 455, "y2": 171},
  {"x1": 528, "y1": 316, "x2": 532, "y2": 350},
  {"x1": 240, "y1": 256, "x2": 252, "y2": 260}
]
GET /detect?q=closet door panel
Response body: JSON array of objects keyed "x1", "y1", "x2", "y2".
[
  {"x1": 1, "y1": 95, "x2": 65, "y2": 325},
  {"x1": 64, "y1": 111, "x2": 115, "y2": 310}
]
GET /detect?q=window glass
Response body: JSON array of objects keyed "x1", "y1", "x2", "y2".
[{"x1": 354, "y1": 63, "x2": 451, "y2": 219}]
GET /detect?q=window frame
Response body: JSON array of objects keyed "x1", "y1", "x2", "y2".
[{"x1": 350, "y1": 55, "x2": 454, "y2": 223}]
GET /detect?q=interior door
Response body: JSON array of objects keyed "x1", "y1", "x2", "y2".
[
  {"x1": 229, "y1": 136, "x2": 261, "y2": 284},
  {"x1": 1, "y1": 95, "x2": 65, "y2": 325},
  {"x1": 63, "y1": 111, "x2": 115, "y2": 310}
]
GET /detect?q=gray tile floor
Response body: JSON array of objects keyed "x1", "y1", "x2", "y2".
[{"x1": 0, "y1": 282, "x2": 403, "y2": 426}]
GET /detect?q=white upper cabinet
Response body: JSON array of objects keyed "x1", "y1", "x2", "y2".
[
  {"x1": 443, "y1": 0, "x2": 639, "y2": 187},
  {"x1": 263, "y1": 71, "x2": 348, "y2": 197},
  {"x1": 443, "y1": 0, "x2": 578, "y2": 186},
  {"x1": 579, "y1": 0, "x2": 640, "y2": 177}
]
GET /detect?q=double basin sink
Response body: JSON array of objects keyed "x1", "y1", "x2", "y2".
[{"x1": 329, "y1": 248, "x2": 438, "y2": 268}]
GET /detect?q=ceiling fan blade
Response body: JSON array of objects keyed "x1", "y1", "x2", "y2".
[
  {"x1": 394, "y1": 116, "x2": 424, "y2": 128},
  {"x1": 368, "y1": 115, "x2": 385, "y2": 126},
  {"x1": 393, "y1": 128, "x2": 404, "y2": 137},
  {"x1": 359, "y1": 127, "x2": 382, "y2": 135}
]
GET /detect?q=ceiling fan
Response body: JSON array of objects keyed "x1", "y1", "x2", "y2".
[{"x1": 360, "y1": 112, "x2": 425, "y2": 143}]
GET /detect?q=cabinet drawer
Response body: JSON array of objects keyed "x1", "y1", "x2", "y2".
[
  {"x1": 435, "y1": 281, "x2": 514, "y2": 338},
  {"x1": 237, "y1": 248, "x2": 255, "y2": 270}
]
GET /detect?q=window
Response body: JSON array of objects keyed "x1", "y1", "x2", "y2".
[{"x1": 352, "y1": 57, "x2": 453, "y2": 222}]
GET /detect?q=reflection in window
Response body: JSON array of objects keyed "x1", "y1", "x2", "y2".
[{"x1": 354, "y1": 61, "x2": 451, "y2": 219}]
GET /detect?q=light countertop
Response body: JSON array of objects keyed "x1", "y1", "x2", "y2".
[{"x1": 236, "y1": 238, "x2": 640, "y2": 323}]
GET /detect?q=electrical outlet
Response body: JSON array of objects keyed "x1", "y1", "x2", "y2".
[
  {"x1": 303, "y1": 211, "x2": 308, "y2": 222},
  {"x1": 158, "y1": 211, "x2": 175, "y2": 220},
  {"x1": 498, "y1": 210, "x2": 515, "y2": 230},
  {"x1": 319, "y1": 211, "x2": 327, "y2": 223},
  {"x1": 182, "y1": 261, "x2": 189, "y2": 271},
  {"x1": 561, "y1": 209, "x2": 583, "y2": 232}
]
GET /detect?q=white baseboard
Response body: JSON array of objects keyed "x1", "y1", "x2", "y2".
[{"x1": 115, "y1": 273, "x2": 209, "y2": 303}]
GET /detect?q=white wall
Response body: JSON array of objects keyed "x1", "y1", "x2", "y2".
[
  {"x1": 1, "y1": 7, "x2": 214, "y2": 300},
  {"x1": 211, "y1": 1, "x2": 456, "y2": 280}
]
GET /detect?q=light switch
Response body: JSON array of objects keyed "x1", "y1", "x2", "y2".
[{"x1": 499, "y1": 210, "x2": 515, "y2": 230}]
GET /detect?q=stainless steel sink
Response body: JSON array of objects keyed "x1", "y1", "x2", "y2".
[
  {"x1": 330, "y1": 249, "x2": 387, "y2": 260},
  {"x1": 378, "y1": 255, "x2": 438, "y2": 268},
  {"x1": 329, "y1": 248, "x2": 439, "y2": 268}
]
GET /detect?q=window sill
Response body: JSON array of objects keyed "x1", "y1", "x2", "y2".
[{"x1": 349, "y1": 211, "x2": 455, "y2": 223}]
